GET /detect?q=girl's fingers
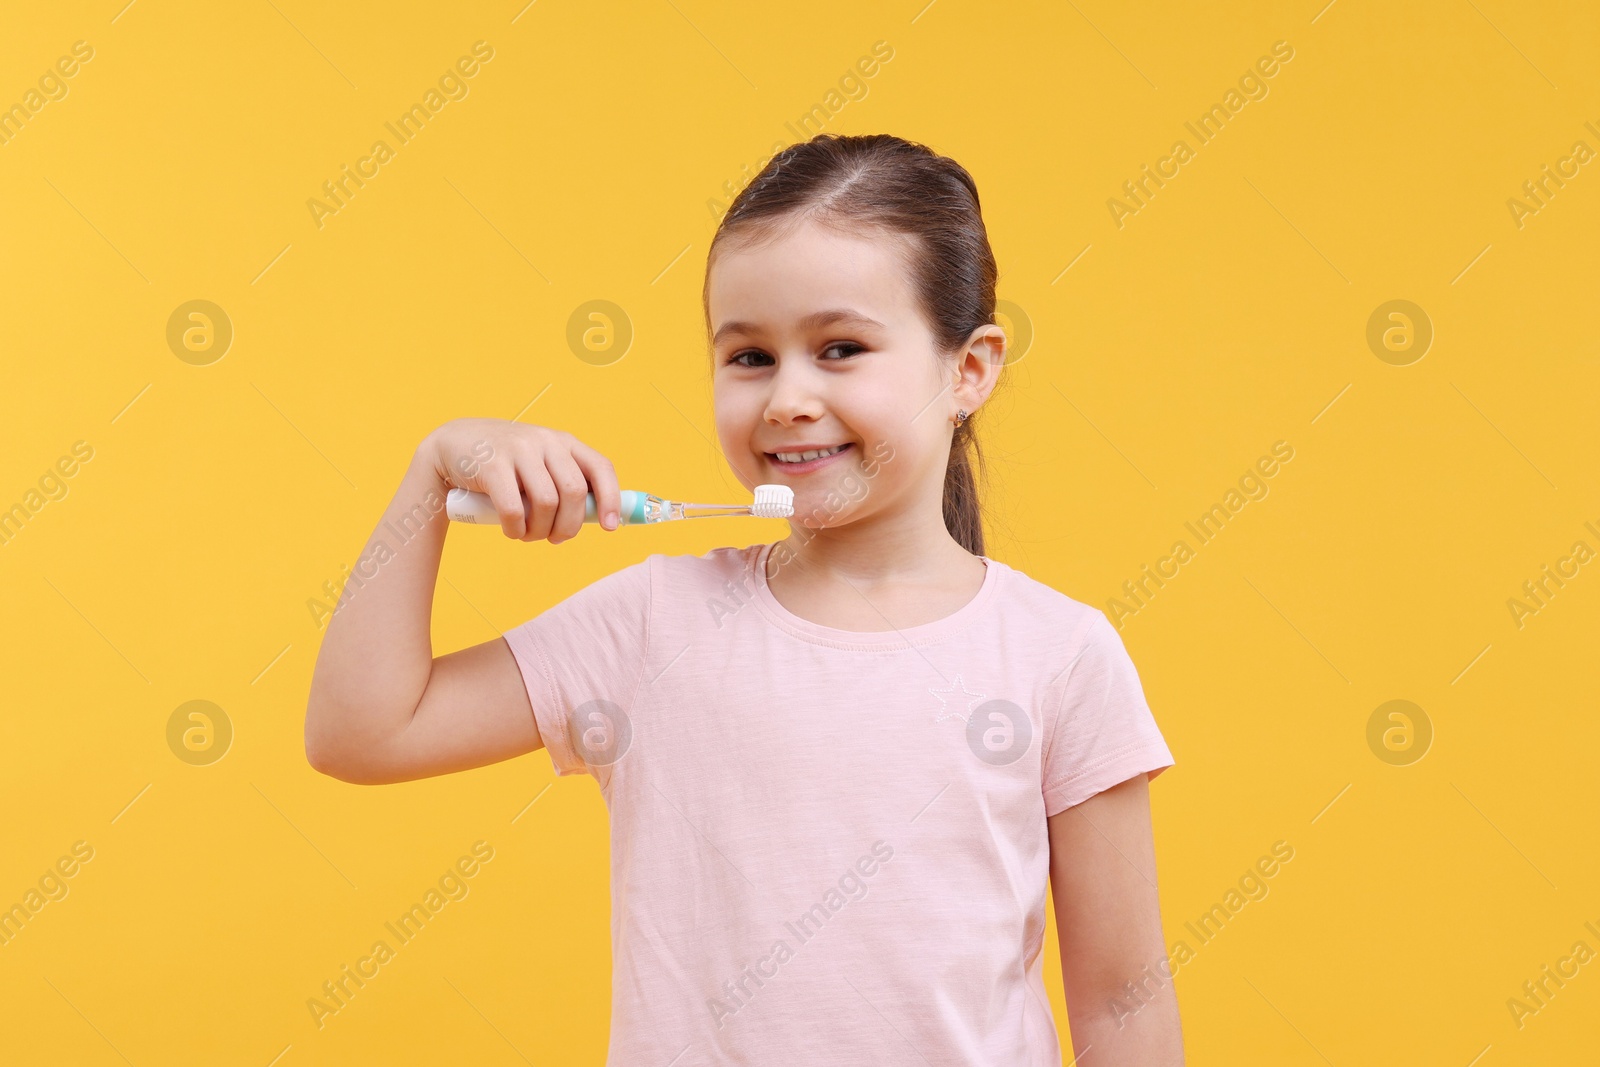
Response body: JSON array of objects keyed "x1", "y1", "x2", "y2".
[
  {"x1": 570, "y1": 440, "x2": 621, "y2": 530},
  {"x1": 480, "y1": 467, "x2": 529, "y2": 540},
  {"x1": 434, "y1": 424, "x2": 618, "y2": 544},
  {"x1": 541, "y1": 449, "x2": 591, "y2": 544},
  {"x1": 513, "y1": 455, "x2": 559, "y2": 542}
]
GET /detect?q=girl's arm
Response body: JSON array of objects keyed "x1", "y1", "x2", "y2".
[
  {"x1": 1049, "y1": 772, "x2": 1185, "y2": 1064},
  {"x1": 303, "y1": 418, "x2": 621, "y2": 785}
]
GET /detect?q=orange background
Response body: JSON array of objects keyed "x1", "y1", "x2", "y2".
[{"x1": 2, "y1": 1, "x2": 1597, "y2": 1063}]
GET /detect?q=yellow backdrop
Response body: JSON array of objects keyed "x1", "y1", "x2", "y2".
[{"x1": 2, "y1": 1, "x2": 1596, "y2": 1063}]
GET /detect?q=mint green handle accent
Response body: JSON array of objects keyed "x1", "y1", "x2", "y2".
[{"x1": 585, "y1": 490, "x2": 648, "y2": 524}]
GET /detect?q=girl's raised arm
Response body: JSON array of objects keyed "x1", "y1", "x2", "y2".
[
  {"x1": 302, "y1": 418, "x2": 621, "y2": 785},
  {"x1": 1049, "y1": 772, "x2": 1186, "y2": 1064}
]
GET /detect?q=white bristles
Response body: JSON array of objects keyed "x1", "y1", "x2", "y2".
[{"x1": 752, "y1": 484, "x2": 795, "y2": 518}]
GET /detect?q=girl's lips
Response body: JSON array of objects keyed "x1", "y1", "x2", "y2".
[{"x1": 766, "y1": 442, "x2": 854, "y2": 474}]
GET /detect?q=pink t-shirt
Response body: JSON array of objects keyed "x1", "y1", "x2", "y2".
[{"x1": 502, "y1": 542, "x2": 1174, "y2": 1066}]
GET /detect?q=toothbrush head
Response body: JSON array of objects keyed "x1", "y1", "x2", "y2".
[{"x1": 752, "y1": 484, "x2": 795, "y2": 518}]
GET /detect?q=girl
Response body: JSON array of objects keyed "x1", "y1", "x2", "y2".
[{"x1": 306, "y1": 133, "x2": 1183, "y2": 1065}]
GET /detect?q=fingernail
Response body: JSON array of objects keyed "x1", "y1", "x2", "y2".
[{"x1": 604, "y1": 512, "x2": 618, "y2": 530}]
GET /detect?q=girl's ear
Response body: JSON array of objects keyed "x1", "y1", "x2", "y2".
[
  {"x1": 970, "y1": 322, "x2": 1009, "y2": 368},
  {"x1": 951, "y1": 324, "x2": 1007, "y2": 414}
]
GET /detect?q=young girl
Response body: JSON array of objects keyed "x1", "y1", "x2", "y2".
[{"x1": 306, "y1": 133, "x2": 1183, "y2": 1065}]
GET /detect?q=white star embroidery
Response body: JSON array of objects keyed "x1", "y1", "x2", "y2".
[{"x1": 930, "y1": 675, "x2": 987, "y2": 724}]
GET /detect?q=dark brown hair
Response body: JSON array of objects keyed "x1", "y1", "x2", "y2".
[{"x1": 702, "y1": 133, "x2": 1002, "y2": 556}]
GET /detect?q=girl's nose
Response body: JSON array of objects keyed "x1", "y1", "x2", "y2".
[{"x1": 763, "y1": 362, "x2": 826, "y2": 423}]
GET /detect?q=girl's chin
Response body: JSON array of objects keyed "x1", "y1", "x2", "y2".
[{"x1": 785, "y1": 492, "x2": 867, "y2": 527}]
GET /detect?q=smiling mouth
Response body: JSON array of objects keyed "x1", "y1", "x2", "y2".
[{"x1": 766, "y1": 443, "x2": 853, "y2": 466}]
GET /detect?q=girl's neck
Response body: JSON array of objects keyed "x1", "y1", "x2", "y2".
[
  {"x1": 763, "y1": 519, "x2": 987, "y2": 633},
  {"x1": 769, "y1": 520, "x2": 980, "y2": 588}
]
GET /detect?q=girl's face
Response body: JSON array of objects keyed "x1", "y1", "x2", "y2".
[{"x1": 708, "y1": 216, "x2": 1000, "y2": 532}]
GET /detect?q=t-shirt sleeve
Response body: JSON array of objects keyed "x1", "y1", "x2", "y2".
[
  {"x1": 1041, "y1": 610, "x2": 1175, "y2": 817},
  {"x1": 500, "y1": 557, "x2": 652, "y2": 779}
]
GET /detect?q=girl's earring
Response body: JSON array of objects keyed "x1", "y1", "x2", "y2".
[{"x1": 955, "y1": 409, "x2": 969, "y2": 426}]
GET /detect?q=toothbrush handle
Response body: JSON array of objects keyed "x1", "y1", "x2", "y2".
[{"x1": 444, "y1": 487, "x2": 648, "y2": 525}]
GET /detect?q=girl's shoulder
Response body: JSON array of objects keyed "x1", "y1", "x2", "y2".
[
  {"x1": 638, "y1": 542, "x2": 765, "y2": 588},
  {"x1": 986, "y1": 555, "x2": 1105, "y2": 634},
  {"x1": 529, "y1": 546, "x2": 757, "y2": 631}
]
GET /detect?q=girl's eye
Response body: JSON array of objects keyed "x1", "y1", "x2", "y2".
[{"x1": 724, "y1": 343, "x2": 863, "y2": 367}]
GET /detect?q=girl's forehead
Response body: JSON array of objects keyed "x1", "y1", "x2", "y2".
[{"x1": 707, "y1": 225, "x2": 916, "y2": 327}]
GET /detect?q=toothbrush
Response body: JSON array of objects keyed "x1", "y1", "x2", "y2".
[{"x1": 444, "y1": 484, "x2": 795, "y2": 526}]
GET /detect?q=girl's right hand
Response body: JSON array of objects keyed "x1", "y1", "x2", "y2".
[{"x1": 419, "y1": 418, "x2": 621, "y2": 543}]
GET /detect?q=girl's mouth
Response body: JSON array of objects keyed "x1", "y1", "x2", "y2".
[{"x1": 765, "y1": 442, "x2": 854, "y2": 473}]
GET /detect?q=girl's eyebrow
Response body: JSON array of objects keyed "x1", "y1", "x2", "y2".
[{"x1": 712, "y1": 308, "x2": 886, "y2": 346}]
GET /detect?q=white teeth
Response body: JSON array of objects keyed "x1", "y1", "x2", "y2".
[{"x1": 774, "y1": 444, "x2": 846, "y2": 463}]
